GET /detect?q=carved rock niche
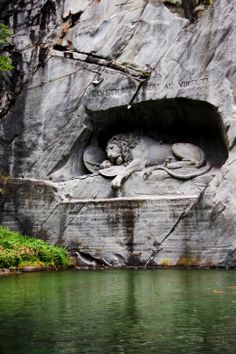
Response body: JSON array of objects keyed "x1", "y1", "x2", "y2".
[{"x1": 56, "y1": 98, "x2": 228, "y2": 200}]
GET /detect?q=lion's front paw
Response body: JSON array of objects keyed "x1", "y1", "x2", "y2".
[
  {"x1": 111, "y1": 176, "x2": 122, "y2": 190},
  {"x1": 100, "y1": 160, "x2": 112, "y2": 169},
  {"x1": 143, "y1": 168, "x2": 153, "y2": 180}
]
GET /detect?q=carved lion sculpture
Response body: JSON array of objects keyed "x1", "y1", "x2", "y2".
[{"x1": 100, "y1": 132, "x2": 211, "y2": 190}]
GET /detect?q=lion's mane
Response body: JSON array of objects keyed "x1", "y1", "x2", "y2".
[{"x1": 107, "y1": 132, "x2": 140, "y2": 165}]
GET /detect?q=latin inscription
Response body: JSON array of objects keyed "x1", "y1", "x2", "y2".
[{"x1": 90, "y1": 78, "x2": 208, "y2": 97}]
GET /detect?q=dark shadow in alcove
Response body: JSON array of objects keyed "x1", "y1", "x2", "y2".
[
  {"x1": 87, "y1": 98, "x2": 228, "y2": 168},
  {"x1": 162, "y1": 0, "x2": 212, "y2": 22}
]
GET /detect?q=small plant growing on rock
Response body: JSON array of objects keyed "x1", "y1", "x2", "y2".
[{"x1": 0, "y1": 24, "x2": 14, "y2": 71}]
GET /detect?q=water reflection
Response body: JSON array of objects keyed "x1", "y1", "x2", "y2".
[{"x1": 0, "y1": 269, "x2": 236, "y2": 353}]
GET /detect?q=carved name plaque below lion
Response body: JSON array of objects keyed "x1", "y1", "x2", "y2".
[{"x1": 93, "y1": 132, "x2": 211, "y2": 190}]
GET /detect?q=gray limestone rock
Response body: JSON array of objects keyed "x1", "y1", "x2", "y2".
[{"x1": 0, "y1": 0, "x2": 236, "y2": 267}]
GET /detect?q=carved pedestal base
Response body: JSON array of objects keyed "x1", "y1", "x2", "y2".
[
  {"x1": 43, "y1": 196, "x2": 229, "y2": 267},
  {"x1": 0, "y1": 179, "x2": 230, "y2": 268}
]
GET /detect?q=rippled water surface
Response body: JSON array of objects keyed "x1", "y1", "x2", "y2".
[{"x1": 1, "y1": 269, "x2": 236, "y2": 353}]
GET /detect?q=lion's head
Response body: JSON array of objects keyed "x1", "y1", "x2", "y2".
[
  {"x1": 106, "y1": 142, "x2": 123, "y2": 165},
  {"x1": 106, "y1": 132, "x2": 140, "y2": 165}
]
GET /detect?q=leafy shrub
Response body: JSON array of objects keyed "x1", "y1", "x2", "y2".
[
  {"x1": 0, "y1": 226, "x2": 70, "y2": 268},
  {"x1": 0, "y1": 249, "x2": 20, "y2": 268}
]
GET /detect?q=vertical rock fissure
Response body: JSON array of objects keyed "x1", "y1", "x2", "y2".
[{"x1": 145, "y1": 187, "x2": 207, "y2": 267}]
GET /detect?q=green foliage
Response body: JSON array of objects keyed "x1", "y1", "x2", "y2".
[
  {"x1": 0, "y1": 55, "x2": 13, "y2": 71},
  {"x1": 0, "y1": 24, "x2": 12, "y2": 45},
  {"x1": 0, "y1": 23, "x2": 14, "y2": 71},
  {"x1": 0, "y1": 249, "x2": 20, "y2": 268},
  {"x1": 0, "y1": 226, "x2": 70, "y2": 268}
]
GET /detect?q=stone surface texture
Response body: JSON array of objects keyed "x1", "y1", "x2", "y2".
[{"x1": 1, "y1": 0, "x2": 236, "y2": 267}]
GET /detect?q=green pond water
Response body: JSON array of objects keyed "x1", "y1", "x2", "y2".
[{"x1": 1, "y1": 269, "x2": 236, "y2": 354}]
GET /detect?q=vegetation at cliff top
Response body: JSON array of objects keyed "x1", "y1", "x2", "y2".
[
  {"x1": 0, "y1": 226, "x2": 70, "y2": 269},
  {"x1": 0, "y1": 23, "x2": 14, "y2": 71}
]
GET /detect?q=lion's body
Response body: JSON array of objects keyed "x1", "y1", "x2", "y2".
[
  {"x1": 130, "y1": 136, "x2": 173, "y2": 166},
  {"x1": 100, "y1": 133, "x2": 210, "y2": 190}
]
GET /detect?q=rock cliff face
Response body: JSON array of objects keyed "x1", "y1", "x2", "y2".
[{"x1": 1, "y1": 0, "x2": 236, "y2": 267}]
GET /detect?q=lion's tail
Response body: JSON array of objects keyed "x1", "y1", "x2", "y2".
[{"x1": 155, "y1": 161, "x2": 211, "y2": 180}]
